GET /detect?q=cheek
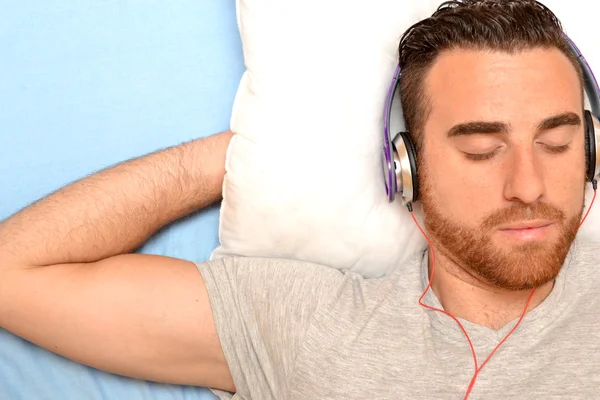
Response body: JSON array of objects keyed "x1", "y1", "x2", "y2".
[
  {"x1": 543, "y1": 151, "x2": 586, "y2": 214},
  {"x1": 421, "y1": 147, "x2": 496, "y2": 227}
]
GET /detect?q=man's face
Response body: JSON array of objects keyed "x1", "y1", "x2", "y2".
[{"x1": 419, "y1": 48, "x2": 586, "y2": 291}]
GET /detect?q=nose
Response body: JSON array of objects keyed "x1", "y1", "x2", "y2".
[{"x1": 503, "y1": 145, "x2": 545, "y2": 205}]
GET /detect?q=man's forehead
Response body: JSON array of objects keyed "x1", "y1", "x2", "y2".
[
  {"x1": 423, "y1": 47, "x2": 583, "y2": 126},
  {"x1": 427, "y1": 47, "x2": 578, "y2": 89}
]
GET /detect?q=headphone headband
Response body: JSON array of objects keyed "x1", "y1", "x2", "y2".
[
  {"x1": 564, "y1": 34, "x2": 600, "y2": 119},
  {"x1": 382, "y1": 65, "x2": 402, "y2": 202}
]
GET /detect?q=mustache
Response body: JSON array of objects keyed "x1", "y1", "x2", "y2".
[{"x1": 481, "y1": 202, "x2": 566, "y2": 231}]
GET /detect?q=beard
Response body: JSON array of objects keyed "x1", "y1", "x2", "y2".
[{"x1": 419, "y1": 168, "x2": 584, "y2": 291}]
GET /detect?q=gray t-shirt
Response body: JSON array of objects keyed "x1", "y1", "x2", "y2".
[{"x1": 196, "y1": 240, "x2": 600, "y2": 399}]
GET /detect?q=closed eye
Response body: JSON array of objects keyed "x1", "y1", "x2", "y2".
[
  {"x1": 463, "y1": 148, "x2": 501, "y2": 161},
  {"x1": 540, "y1": 143, "x2": 571, "y2": 154},
  {"x1": 465, "y1": 143, "x2": 572, "y2": 160}
]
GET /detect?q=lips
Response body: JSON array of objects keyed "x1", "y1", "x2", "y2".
[
  {"x1": 497, "y1": 220, "x2": 554, "y2": 231},
  {"x1": 495, "y1": 220, "x2": 556, "y2": 242}
]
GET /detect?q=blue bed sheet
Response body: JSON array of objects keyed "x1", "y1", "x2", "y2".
[{"x1": 0, "y1": 1, "x2": 244, "y2": 398}]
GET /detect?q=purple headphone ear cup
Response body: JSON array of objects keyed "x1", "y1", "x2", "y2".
[
  {"x1": 398, "y1": 132, "x2": 419, "y2": 203},
  {"x1": 584, "y1": 110, "x2": 597, "y2": 182}
]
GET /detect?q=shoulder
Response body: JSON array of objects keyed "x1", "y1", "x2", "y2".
[
  {"x1": 195, "y1": 256, "x2": 349, "y2": 310},
  {"x1": 568, "y1": 240, "x2": 600, "y2": 267},
  {"x1": 561, "y1": 240, "x2": 600, "y2": 296},
  {"x1": 193, "y1": 256, "x2": 347, "y2": 399}
]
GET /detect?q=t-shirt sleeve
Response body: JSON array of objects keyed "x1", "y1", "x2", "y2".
[{"x1": 195, "y1": 256, "x2": 345, "y2": 399}]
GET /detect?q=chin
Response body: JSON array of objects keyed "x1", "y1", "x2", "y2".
[{"x1": 476, "y1": 238, "x2": 571, "y2": 291}]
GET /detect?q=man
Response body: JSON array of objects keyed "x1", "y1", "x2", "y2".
[{"x1": 1, "y1": 0, "x2": 599, "y2": 398}]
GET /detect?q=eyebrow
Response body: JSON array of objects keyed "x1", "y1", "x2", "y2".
[
  {"x1": 536, "y1": 112, "x2": 581, "y2": 131},
  {"x1": 447, "y1": 121, "x2": 508, "y2": 137},
  {"x1": 446, "y1": 112, "x2": 582, "y2": 138}
]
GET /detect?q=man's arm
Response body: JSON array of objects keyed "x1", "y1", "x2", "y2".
[
  {"x1": 0, "y1": 131, "x2": 235, "y2": 391},
  {"x1": 0, "y1": 131, "x2": 233, "y2": 266}
]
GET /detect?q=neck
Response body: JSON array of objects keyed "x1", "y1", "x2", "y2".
[{"x1": 427, "y1": 248, "x2": 554, "y2": 331}]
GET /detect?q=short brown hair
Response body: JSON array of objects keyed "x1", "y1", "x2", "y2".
[{"x1": 398, "y1": 0, "x2": 583, "y2": 150}]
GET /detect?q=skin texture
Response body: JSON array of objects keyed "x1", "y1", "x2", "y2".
[{"x1": 417, "y1": 48, "x2": 587, "y2": 329}]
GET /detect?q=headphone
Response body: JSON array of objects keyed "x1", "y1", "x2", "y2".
[{"x1": 382, "y1": 34, "x2": 600, "y2": 206}]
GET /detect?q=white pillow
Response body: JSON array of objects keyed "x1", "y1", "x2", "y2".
[{"x1": 212, "y1": 0, "x2": 600, "y2": 278}]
